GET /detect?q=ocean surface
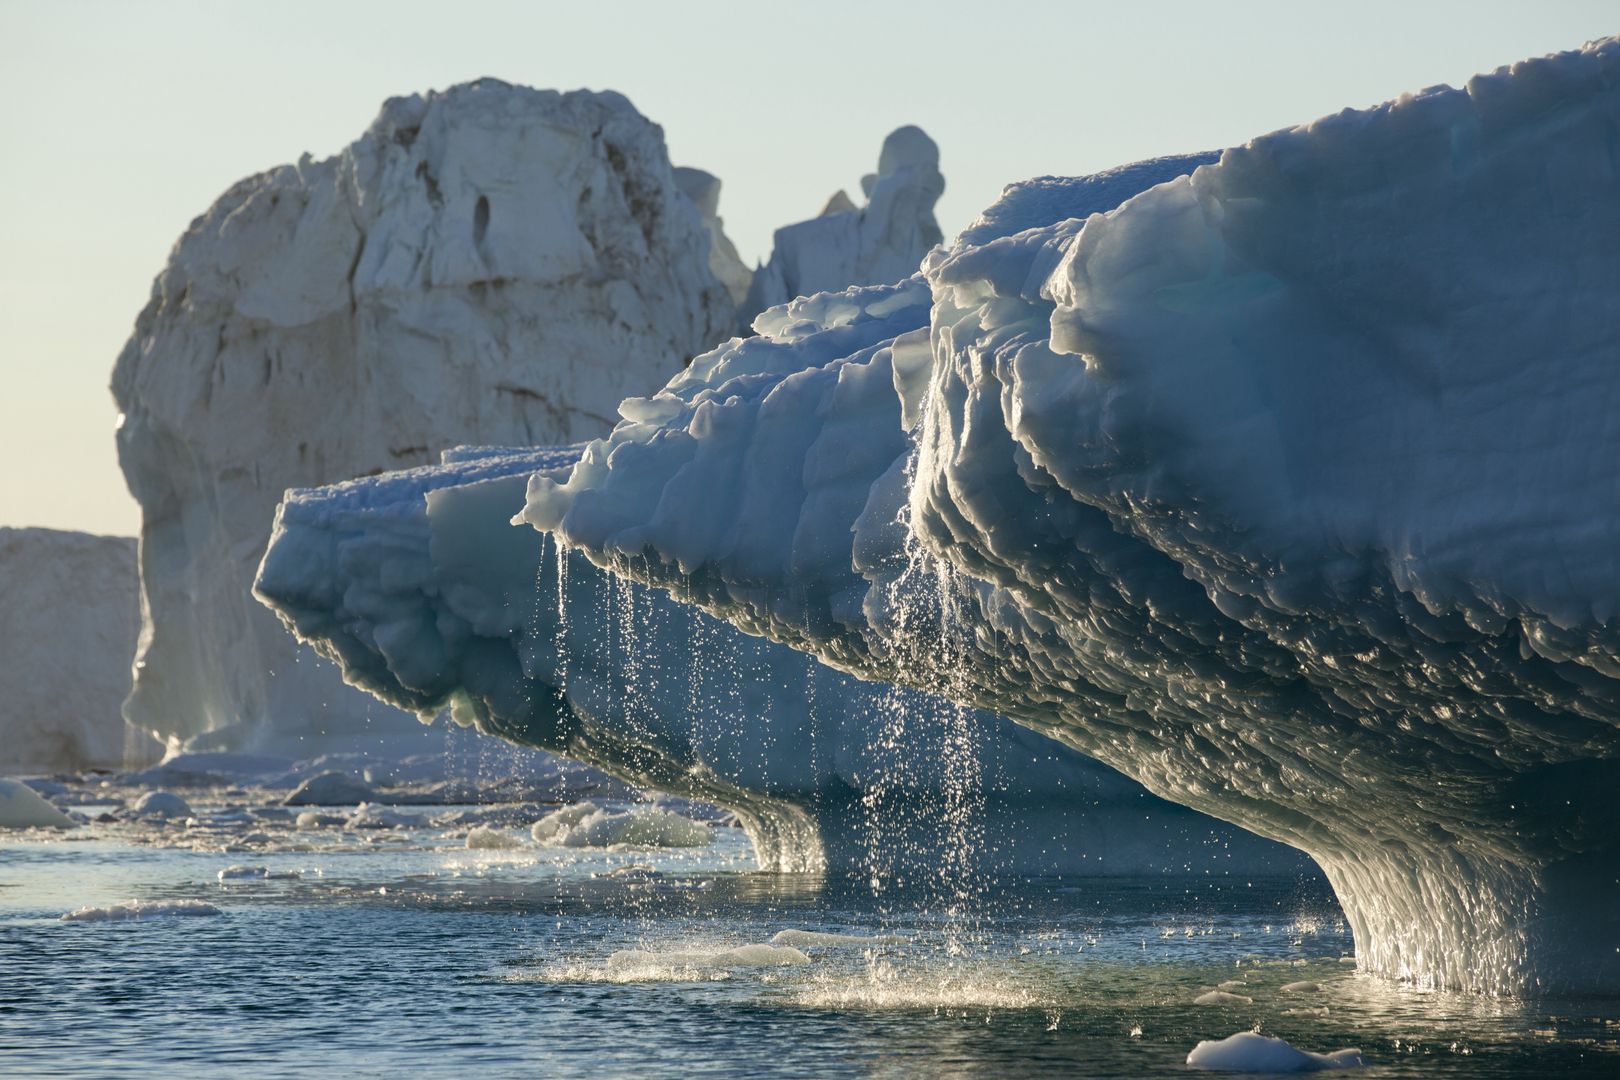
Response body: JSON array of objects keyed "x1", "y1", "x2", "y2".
[{"x1": 3, "y1": 799, "x2": 1618, "y2": 1078}]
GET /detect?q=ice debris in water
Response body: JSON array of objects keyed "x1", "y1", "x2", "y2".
[
  {"x1": 606, "y1": 944, "x2": 811, "y2": 971},
  {"x1": 530, "y1": 802, "x2": 711, "y2": 848},
  {"x1": 283, "y1": 771, "x2": 375, "y2": 807},
  {"x1": 217, "y1": 865, "x2": 301, "y2": 881},
  {"x1": 60, "y1": 899, "x2": 223, "y2": 922},
  {"x1": 770, "y1": 929, "x2": 907, "y2": 948},
  {"x1": 1194, "y1": 990, "x2": 1254, "y2": 1006},
  {"x1": 464, "y1": 826, "x2": 525, "y2": 850},
  {"x1": 0, "y1": 778, "x2": 76, "y2": 828},
  {"x1": 1186, "y1": 1032, "x2": 1364, "y2": 1072},
  {"x1": 132, "y1": 791, "x2": 192, "y2": 818}
]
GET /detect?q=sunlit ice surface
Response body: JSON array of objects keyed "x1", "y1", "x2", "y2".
[{"x1": 3, "y1": 801, "x2": 1618, "y2": 1078}]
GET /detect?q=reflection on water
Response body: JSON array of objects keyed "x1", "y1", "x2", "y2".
[{"x1": 2, "y1": 815, "x2": 1617, "y2": 1078}]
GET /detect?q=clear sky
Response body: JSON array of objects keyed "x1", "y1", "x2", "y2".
[{"x1": 1, "y1": 0, "x2": 1613, "y2": 536}]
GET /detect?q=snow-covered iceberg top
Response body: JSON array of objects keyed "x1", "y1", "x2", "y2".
[{"x1": 520, "y1": 39, "x2": 1620, "y2": 995}]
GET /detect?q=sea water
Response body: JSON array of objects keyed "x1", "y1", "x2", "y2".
[{"x1": 3, "y1": 802, "x2": 1618, "y2": 1077}]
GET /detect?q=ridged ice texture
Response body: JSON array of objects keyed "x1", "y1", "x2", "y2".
[
  {"x1": 524, "y1": 40, "x2": 1620, "y2": 993},
  {"x1": 112, "y1": 80, "x2": 736, "y2": 753},
  {"x1": 255, "y1": 442, "x2": 1303, "y2": 877}
]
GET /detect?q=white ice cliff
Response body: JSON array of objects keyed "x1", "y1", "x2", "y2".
[
  {"x1": 112, "y1": 80, "x2": 737, "y2": 753},
  {"x1": 520, "y1": 41, "x2": 1620, "y2": 994},
  {"x1": 740, "y1": 126, "x2": 946, "y2": 328},
  {"x1": 0, "y1": 528, "x2": 147, "y2": 772},
  {"x1": 255, "y1": 443, "x2": 1305, "y2": 877}
]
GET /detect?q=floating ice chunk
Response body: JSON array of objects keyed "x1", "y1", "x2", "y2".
[
  {"x1": 530, "y1": 802, "x2": 711, "y2": 848},
  {"x1": 1186, "y1": 1032, "x2": 1364, "y2": 1072},
  {"x1": 0, "y1": 528, "x2": 143, "y2": 774},
  {"x1": 295, "y1": 811, "x2": 345, "y2": 830},
  {"x1": 606, "y1": 944, "x2": 810, "y2": 971},
  {"x1": 1194, "y1": 990, "x2": 1254, "y2": 1005},
  {"x1": 345, "y1": 803, "x2": 420, "y2": 830},
  {"x1": 1281, "y1": 981, "x2": 1322, "y2": 993},
  {"x1": 60, "y1": 899, "x2": 223, "y2": 922},
  {"x1": 0, "y1": 778, "x2": 77, "y2": 828},
  {"x1": 217, "y1": 865, "x2": 301, "y2": 881},
  {"x1": 132, "y1": 791, "x2": 192, "y2": 819},
  {"x1": 465, "y1": 826, "x2": 525, "y2": 850},
  {"x1": 770, "y1": 929, "x2": 906, "y2": 948},
  {"x1": 284, "y1": 771, "x2": 375, "y2": 807}
]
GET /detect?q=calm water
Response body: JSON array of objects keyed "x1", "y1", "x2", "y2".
[{"x1": 3, "y1": 806, "x2": 1618, "y2": 1078}]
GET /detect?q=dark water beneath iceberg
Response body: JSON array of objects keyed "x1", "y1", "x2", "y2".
[{"x1": 3, "y1": 815, "x2": 1618, "y2": 1078}]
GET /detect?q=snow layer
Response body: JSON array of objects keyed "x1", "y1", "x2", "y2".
[
  {"x1": 740, "y1": 126, "x2": 944, "y2": 328},
  {"x1": 521, "y1": 40, "x2": 1620, "y2": 993},
  {"x1": 111, "y1": 80, "x2": 738, "y2": 755},
  {"x1": 256, "y1": 442, "x2": 1303, "y2": 876},
  {"x1": 0, "y1": 528, "x2": 145, "y2": 772}
]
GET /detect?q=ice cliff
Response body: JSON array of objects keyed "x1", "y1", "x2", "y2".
[
  {"x1": 0, "y1": 528, "x2": 146, "y2": 772},
  {"x1": 111, "y1": 81, "x2": 736, "y2": 753},
  {"x1": 520, "y1": 41, "x2": 1620, "y2": 994},
  {"x1": 255, "y1": 444, "x2": 1304, "y2": 877}
]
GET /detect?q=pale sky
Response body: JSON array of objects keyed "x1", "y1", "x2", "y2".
[{"x1": 1, "y1": 0, "x2": 1613, "y2": 537}]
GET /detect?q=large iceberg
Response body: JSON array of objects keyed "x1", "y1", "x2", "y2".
[
  {"x1": 520, "y1": 41, "x2": 1620, "y2": 994},
  {"x1": 255, "y1": 442, "x2": 1305, "y2": 876},
  {"x1": 0, "y1": 528, "x2": 148, "y2": 772},
  {"x1": 112, "y1": 81, "x2": 737, "y2": 753}
]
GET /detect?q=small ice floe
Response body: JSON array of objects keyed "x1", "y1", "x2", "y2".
[
  {"x1": 295, "y1": 811, "x2": 346, "y2": 830},
  {"x1": 131, "y1": 790, "x2": 192, "y2": 819},
  {"x1": 465, "y1": 826, "x2": 525, "y2": 850},
  {"x1": 1194, "y1": 990, "x2": 1254, "y2": 1005},
  {"x1": 0, "y1": 778, "x2": 76, "y2": 828},
  {"x1": 607, "y1": 944, "x2": 811, "y2": 972},
  {"x1": 60, "y1": 899, "x2": 223, "y2": 922},
  {"x1": 530, "y1": 802, "x2": 711, "y2": 848},
  {"x1": 216, "y1": 865, "x2": 301, "y2": 881},
  {"x1": 1218, "y1": 979, "x2": 1248, "y2": 990},
  {"x1": 345, "y1": 803, "x2": 420, "y2": 829},
  {"x1": 770, "y1": 929, "x2": 907, "y2": 949},
  {"x1": 1282, "y1": 980, "x2": 1322, "y2": 993},
  {"x1": 283, "y1": 771, "x2": 375, "y2": 807},
  {"x1": 1187, "y1": 1032, "x2": 1364, "y2": 1071}
]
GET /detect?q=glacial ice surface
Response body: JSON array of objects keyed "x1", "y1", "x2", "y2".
[{"x1": 522, "y1": 39, "x2": 1620, "y2": 994}]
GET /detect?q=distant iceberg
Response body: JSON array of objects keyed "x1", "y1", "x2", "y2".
[{"x1": 517, "y1": 39, "x2": 1620, "y2": 994}]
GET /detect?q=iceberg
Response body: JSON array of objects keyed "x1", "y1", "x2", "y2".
[
  {"x1": 0, "y1": 778, "x2": 77, "y2": 829},
  {"x1": 519, "y1": 40, "x2": 1620, "y2": 993},
  {"x1": 112, "y1": 80, "x2": 738, "y2": 755},
  {"x1": 0, "y1": 528, "x2": 146, "y2": 772},
  {"x1": 256, "y1": 441, "x2": 1306, "y2": 875},
  {"x1": 740, "y1": 126, "x2": 947, "y2": 328}
]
